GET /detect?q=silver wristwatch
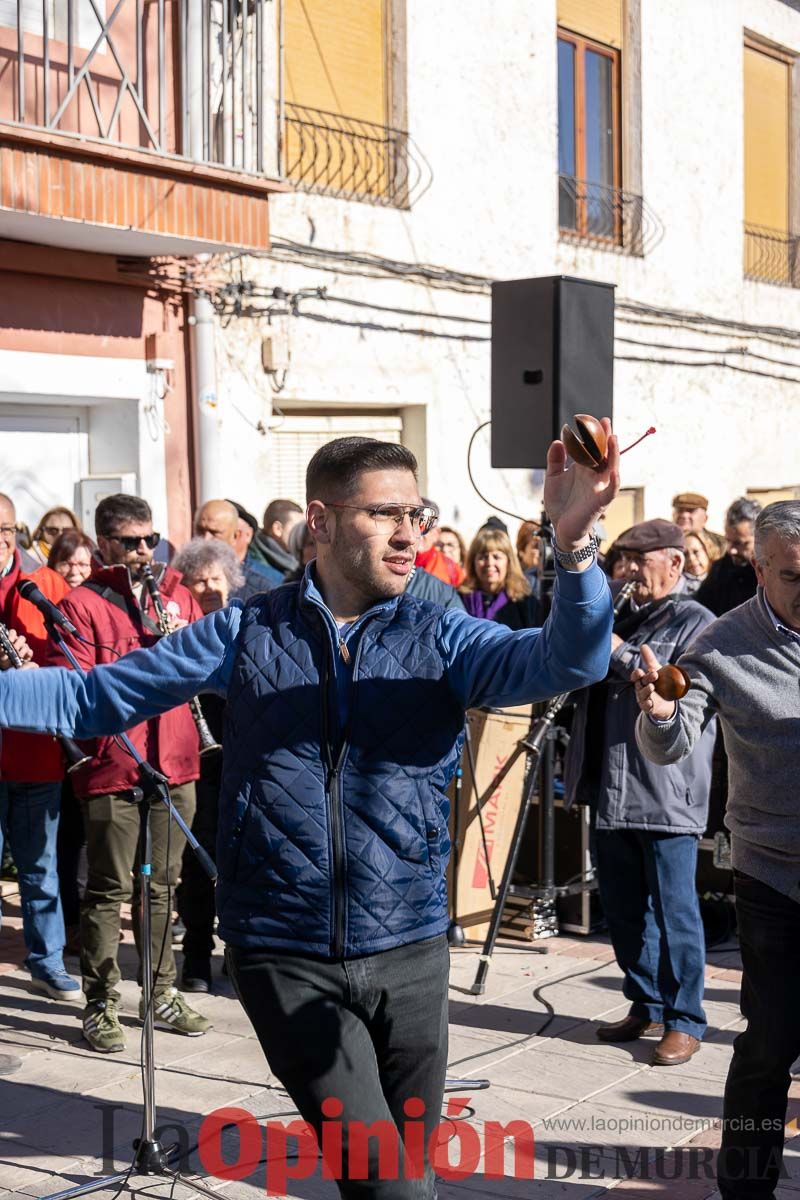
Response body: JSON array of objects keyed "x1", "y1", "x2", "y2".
[{"x1": 552, "y1": 535, "x2": 598, "y2": 570}]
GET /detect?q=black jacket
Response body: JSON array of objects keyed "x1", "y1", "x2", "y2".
[{"x1": 694, "y1": 555, "x2": 758, "y2": 617}]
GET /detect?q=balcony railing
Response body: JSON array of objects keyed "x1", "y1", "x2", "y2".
[
  {"x1": 3, "y1": 0, "x2": 271, "y2": 173},
  {"x1": 282, "y1": 102, "x2": 432, "y2": 209},
  {"x1": 558, "y1": 174, "x2": 664, "y2": 256},
  {"x1": 744, "y1": 223, "x2": 800, "y2": 287}
]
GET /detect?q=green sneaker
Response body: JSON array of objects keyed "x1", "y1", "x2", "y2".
[
  {"x1": 141, "y1": 988, "x2": 211, "y2": 1036},
  {"x1": 83, "y1": 999, "x2": 126, "y2": 1054}
]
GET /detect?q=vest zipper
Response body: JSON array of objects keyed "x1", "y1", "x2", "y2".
[{"x1": 321, "y1": 624, "x2": 367, "y2": 959}]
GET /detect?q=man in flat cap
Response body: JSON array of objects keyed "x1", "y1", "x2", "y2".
[
  {"x1": 564, "y1": 518, "x2": 716, "y2": 1065},
  {"x1": 672, "y1": 492, "x2": 725, "y2": 555}
]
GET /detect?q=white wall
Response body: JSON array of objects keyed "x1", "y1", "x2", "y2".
[{"x1": 209, "y1": 0, "x2": 800, "y2": 542}]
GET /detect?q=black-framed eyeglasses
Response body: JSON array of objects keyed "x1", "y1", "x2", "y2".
[
  {"x1": 108, "y1": 533, "x2": 161, "y2": 551},
  {"x1": 0, "y1": 525, "x2": 17, "y2": 537},
  {"x1": 323, "y1": 503, "x2": 439, "y2": 536}
]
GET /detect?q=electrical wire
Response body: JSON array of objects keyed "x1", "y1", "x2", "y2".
[
  {"x1": 615, "y1": 353, "x2": 800, "y2": 385},
  {"x1": 466, "y1": 421, "x2": 544, "y2": 527},
  {"x1": 615, "y1": 333, "x2": 800, "y2": 373},
  {"x1": 294, "y1": 308, "x2": 491, "y2": 342}
]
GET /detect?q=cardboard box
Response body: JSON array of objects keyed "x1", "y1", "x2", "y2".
[{"x1": 448, "y1": 705, "x2": 532, "y2": 942}]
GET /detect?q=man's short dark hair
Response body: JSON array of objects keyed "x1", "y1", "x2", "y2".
[
  {"x1": 262, "y1": 498, "x2": 303, "y2": 530},
  {"x1": 726, "y1": 496, "x2": 762, "y2": 528},
  {"x1": 306, "y1": 438, "x2": 418, "y2": 503},
  {"x1": 95, "y1": 494, "x2": 153, "y2": 538}
]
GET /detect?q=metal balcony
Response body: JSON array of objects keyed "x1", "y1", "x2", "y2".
[
  {"x1": 3, "y1": 0, "x2": 271, "y2": 173},
  {"x1": 282, "y1": 102, "x2": 432, "y2": 209},
  {"x1": 744, "y1": 223, "x2": 800, "y2": 287},
  {"x1": 558, "y1": 174, "x2": 664, "y2": 256}
]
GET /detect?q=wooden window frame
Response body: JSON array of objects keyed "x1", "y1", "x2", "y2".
[
  {"x1": 558, "y1": 27, "x2": 622, "y2": 244},
  {"x1": 742, "y1": 30, "x2": 800, "y2": 285}
]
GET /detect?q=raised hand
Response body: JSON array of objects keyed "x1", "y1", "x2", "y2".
[
  {"x1": 543, "y1": 417, "x2": 620, "y2": 550},
  {"x1": 632, "y1": 643, "x2": 676, "y2": 722}
]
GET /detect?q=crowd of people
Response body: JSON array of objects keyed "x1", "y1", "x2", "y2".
[{"x1": 0, "y1": 434, "x2": 796, "y2": 1200}]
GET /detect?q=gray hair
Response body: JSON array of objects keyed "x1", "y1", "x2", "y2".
[
  {"x1": 726, "y1": 496, "x2": 762, "y2": 528},
  {"x1": 172, "y1": 537, "x2": 244, "y2": 592},
  {"x1": 754, "y1": 500, "x2": 800, "y2": 562},
  {"x1": 286, "y1": 518, "x2": 310, "y2": 562}
]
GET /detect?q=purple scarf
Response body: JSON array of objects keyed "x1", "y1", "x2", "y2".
[{"x1": 462, "y1": 589, "x2": 510, "y2": 621}]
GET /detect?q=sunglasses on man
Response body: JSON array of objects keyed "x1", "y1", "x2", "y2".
[{"x1": 107, "y1": 533, "x2": 161, "y2": 551}]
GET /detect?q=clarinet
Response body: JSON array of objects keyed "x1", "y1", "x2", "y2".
[
  {"x1": 140, "y1": 566, "x2": 222, "y2": 758},
  {"x1": 0, "y1": 621, "x2": 91, "y2": 773},
  {"x1": 526, "y1": 579, "x2": 636, "y2": 754}
]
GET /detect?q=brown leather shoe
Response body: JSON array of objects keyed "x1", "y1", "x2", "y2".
[
  {"x1": 652, "y1": 1031, "x2": 701, "y2": 1065},
  {"x1": 596, "y1": 1015, "x2": 665, "y2": 1043}
]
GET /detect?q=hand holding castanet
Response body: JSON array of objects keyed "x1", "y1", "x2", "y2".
[
  {"x1": 544, "y1": 416, "x2": 620, "y2": 550},
  {"x1": 632, "y1": 643, "x2": 691, "y2": 721}
]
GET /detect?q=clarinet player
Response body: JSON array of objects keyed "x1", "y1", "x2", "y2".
[{"x1": 44, "y1": 493, "x2": 210, "y2": 1054}]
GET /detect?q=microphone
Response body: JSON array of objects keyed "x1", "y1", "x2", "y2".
[{"x1": 16, "y1": 579, "x2": 79, "y2": 635}]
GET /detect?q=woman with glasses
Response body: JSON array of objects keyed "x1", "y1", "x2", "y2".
[
  {"x1": 29, "y1": 507, "x2": 82, "y2": 566},
  {"x1": 47, "y1": 529, "x2": 96, "y2": 590}
]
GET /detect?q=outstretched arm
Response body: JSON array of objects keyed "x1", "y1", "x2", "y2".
[
  {"x1": 440, "y1": 560, "x2": 612, "y2": 710},
  {"x1": 0, "y1": 606, "x2": 242, "y2": 738}
]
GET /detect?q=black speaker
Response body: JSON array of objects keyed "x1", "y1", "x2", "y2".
[{"x1": 490, "y1": 275, "x2": 615, "y2": 469}]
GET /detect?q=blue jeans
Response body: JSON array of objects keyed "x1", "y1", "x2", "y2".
[
  {"x1": 595, "y1": 829, "x2": 707, "y2": 1038},
  {"x1": 0, "y1": 781, "x2": 67, "y2": 977}
]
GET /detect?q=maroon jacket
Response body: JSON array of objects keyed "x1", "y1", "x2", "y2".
[{"x1": 50, "y1": 561, "x2": 202, "y2": 798}]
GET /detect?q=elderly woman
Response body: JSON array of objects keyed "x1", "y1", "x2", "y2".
[
  {"x1": 29, "y1": 507, "x2": 81, "y2": 565},
  {"x1": 460, "y1": 526, "x2": 532, "y2": 621},
  {"x1": 171, "y1": 538, "x2": 243, "y2": 991}
]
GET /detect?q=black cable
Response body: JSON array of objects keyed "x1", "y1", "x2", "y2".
[
  {"x1": 446, "y1": 960, "x2": 610, "y2": 1070},
  {"x1": 615, "y1": 353, "x2": 800, "y2": 384},
  {"x1": 466, "y1": 420, "x2": 544, "y2": 527},
  {"x1": 289, "y1": 308, "x2": 490, "y2": 343},
  {"x1": 615, "y1": 333, "x2": 800, "y2": 373}
]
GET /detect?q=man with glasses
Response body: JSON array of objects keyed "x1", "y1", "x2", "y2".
[
  {"x1": 46, "y1": 494, "x2": 209, "y2": 1052},
  {"x1": 0, "y1": 436, "x2": 615, "y2": 1196},
  {"x1": 564, "y1": 518, "x2": 716, "y2": 1065},
  {"x1": 0, "y1": 492, "x2": 79, "y2": 1003}
]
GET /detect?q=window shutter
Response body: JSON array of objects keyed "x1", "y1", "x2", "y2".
[
  {"x1": 557, "y1": 0, "x2": 623, "y2": 49},
  {"x1": 271, "y1": 413, "x2": 402, "y2": 503},
  {"x1": 283, "y1": 0, "x2": 386, "y2": 124},
  {"x1": 744, "y1": 45, "x2": 790, "y2": 233}
]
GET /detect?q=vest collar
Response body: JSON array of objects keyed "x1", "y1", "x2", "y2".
[{"x1": 299, "y1": 562, "x2": 399, "y2": 639}]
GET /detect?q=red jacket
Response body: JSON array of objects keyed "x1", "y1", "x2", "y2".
[
  {"x1": 415, "y1": 545, "x2": 465, "y2": 588},
  {"x1": 0, "y1": 553, "x2": 69, "y2": 782},
  {"x1": 49, "y1": 561, "x2": 203, "y2": 798}
]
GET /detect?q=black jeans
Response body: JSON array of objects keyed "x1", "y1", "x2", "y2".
[
  {"x1": 176, "y1": 779, "x2": 218, "y2": 967},
  {"x1": 718, "y1": 870, "x2": 800, "y2": 1199},
  {"x1": 226, "y1": 933, "x2": 450, "y2": 1199}
]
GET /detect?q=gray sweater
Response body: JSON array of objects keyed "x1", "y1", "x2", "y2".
[{"x1": 636, "y1": 589, "x2": 800, "y2": 901}]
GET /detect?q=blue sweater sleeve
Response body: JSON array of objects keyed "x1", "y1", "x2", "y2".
[
  {"x1": 0, "y1": 605, "x2": 241, "y2": 738},
  {"x1": 438, "y1": 561, "x2": 612, "y2": 709}
]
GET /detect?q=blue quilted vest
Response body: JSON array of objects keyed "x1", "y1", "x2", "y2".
[{"x1": 215, "y1": 583, "x2": 465, "y2": 957}]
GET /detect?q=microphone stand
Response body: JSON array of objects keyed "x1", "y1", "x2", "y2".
[{"x1": 43, "y1": 624, "x2": 220, "y2": 1200}]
